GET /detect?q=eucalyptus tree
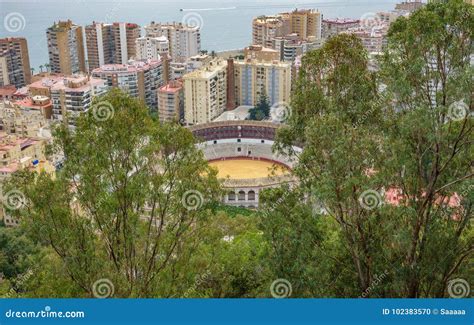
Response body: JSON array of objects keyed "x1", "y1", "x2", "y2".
[
  {"x1": 9, "y1": 89, "x2": 221, "y2": 297},
  {"x1": 379, "y1": 0, "x2": 473, "y2": 297}
]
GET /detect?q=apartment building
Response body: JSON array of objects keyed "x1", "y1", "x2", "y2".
[
  {"x1": 183, "y1": 59, "x2": 227, "y2": 125},
  {"x1": 0, "y1": 38, "x2": 31, "y2": 88},
  {"x1": 85, "y1": 22, "x2": 141, "y2": 71},
  {"x1": 343, "y1": 27, "x2": 387, "y2": 53},
  {"x1": 396, "y1": 0, "x2": 425, "y2": 12},
  {"x1": 144, "y1": 22, "x2": 201, "y2": 62},
  {"x1": 272, "y1": 34, "x2": 322, "y2": 61},
  {"x1": 290, "y1": 9, "x2": 322, "y2": 39},
  {"x1": 0, "y1": 101, "x2": 49, "y2": 137},
  {"x1": 13, "y1": 96, "x2": 53, "y2": 120},
  {"x1": 322, "y1": 18, "x2": 360, "y2": 39},
  {"x1": 28, "y1": 74, "x2": 107, "y2": 127},
  {"x1": 92, "y1": 59, "x2": 164, "y2": 112},
  {"x1": 0, "y1": 57, "x2": 8, "y2": 86},
  {"x1": 157, "y1": 80, "x2": 184, "y2": 122},
  {"x1": 252, "y1": 15, "x2": 288, "y2": 48},
  {"x1": 136, "y1": 36, "x2": 169, "y2": 61},
  {"x1": 0, "y1": 102, "x2": 55, "y2": 226},
  {"x1": 232, "y1": 59, "x2": 291, "y2": 108},
  {"x1": 0, "y1": 133, "x2": 54, "y2": 226},
  {"x1": 244, "y1": 45, "x2": 280, "y2": 62},
  {"x1": 46, "y1": 20, "x2": 86, "y2": 75}
]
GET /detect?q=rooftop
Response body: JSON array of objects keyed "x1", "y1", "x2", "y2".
[
  {"x1": 323, "y1": 18, "x2": 360, "y2": 24},
  {"x1": 0, "y1": 85, "x2": 17, "y2": 97},
  {"x1": 159, "y1": 81, "x2": 183, "y2": 93},
  {"x1": 183, "y1": 59, "x2": 227, "y2": 79},
  {"x1": 214, "y1": 106, "x2": 253, "y2": 122},
  {"x1": 29, "y1": 75, "x2": 105, "y2": 92},
  {"x1": 14, "y1": 96, "x2": 51, "y2": 109},
  {"x1": 92, "y1": 59, "x2": 162, "y2": 74}
]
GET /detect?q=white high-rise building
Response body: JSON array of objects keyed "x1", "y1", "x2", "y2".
[
  {"x1": 92, "y1": 60, "x2": 164, "y2": 113},
  {"x1": 144, "y1": 22, "x2": 201, "y2": 62},
  {"x1": 136, "y1": 36, "x2": 169, "y2": 61}
]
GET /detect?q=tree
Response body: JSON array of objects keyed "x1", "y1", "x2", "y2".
[
  {"x1": 0, "y1": 225, "x2": 38, "y2": 282},
  {"x1": 10, "y1": 89, "x2": 222, "y2": 297},
  {"x1": 155, "y1": 211, "x2": 269, "y2": 298},
  {"x1": 271, "y1": 1, "x2": 473, "y2": 298},
  {"x1": 0, "y1": 224, "x2": 45, "y2": 298},
  {"x1": 248, "y1": 93, "x2": 271, "y2": 121},
  {"x1": 275, "y1": 33, "x2": 387, "y2": 296},
  {"x1": 379, "y1": 0, "x2": 473, "y2": 297}
]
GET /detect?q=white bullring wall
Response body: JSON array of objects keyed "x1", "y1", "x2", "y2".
[{"x1": 196, "y1": 138, "x2": 300, "y2": 208}]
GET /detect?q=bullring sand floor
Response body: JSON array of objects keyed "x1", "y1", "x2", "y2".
[{"x1": 209, "y1": 158, "x2": 290, "y2": 180}]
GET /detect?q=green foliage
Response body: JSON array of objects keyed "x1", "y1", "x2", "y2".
[
  {"x1": 10, "y1": 89, "x2": 222, "y2": 297},
  {"x1": 2, "y1": 1, "x2": 472, "y2": 299},
  {"x1": 152, "y1": 212, "x2": 268, "y2": 298},
  {"x1": 209, "y1": 202, "x2": 256, "y2": 218},
  {"x1": 248, "y1": 94, "x2": 271, "y2": 121},
  {"x1": 271, "y1": 0, "x2": 472, "y2": 297},
  {"x1": 0, "y1": 226, "x2": 38, "y2": 280}
]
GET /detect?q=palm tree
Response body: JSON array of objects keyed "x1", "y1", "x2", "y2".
[
  {"x1": 44, "y1": 63, "x2": 50, "y2": 73},
  {"x1": 30, "y1": 68, "x2": 35, "y2": 76},
  {"x1": 39, "y1": 65, "x2": 44, "y2": 73}
]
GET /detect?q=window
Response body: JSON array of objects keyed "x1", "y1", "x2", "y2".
[
  {"x1": 238, "y1": 191, "x2": 246, "y2": 201},
  {"x1": 248, "y1": 191, "x2": 256, "y2": 201},
  {"x1": 237, "y1": 139, "x2": 241, "y2": 143},
  {"x1": 237, "y1": 147, "x2": 241, "y2": 152},
  {"x1": 228, "y1": 192, "x2": 236, "y2": 201}
]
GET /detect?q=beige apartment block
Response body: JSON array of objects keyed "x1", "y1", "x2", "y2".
[
  {"x1": 244, "y1": 45, "x2": 280, "y2": 62},
  {"x1": 183, "y1": 59, "x2": 227, "y2": 125},
  {"x1": 252, "y1": 15, "x2": 288, "y2": 48},
  {"x1": 0, "y1": 37, "x2": 31, "y2": 88},
  {"x1": 290, "y1": 9, "x2": 322, "y2": 40},
  {"x1": 0, "y1": 57, "x2": 9, "y2": 86},
  {"x1": 47, "y1": 20, "x2": 86, "y2": 75}
]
